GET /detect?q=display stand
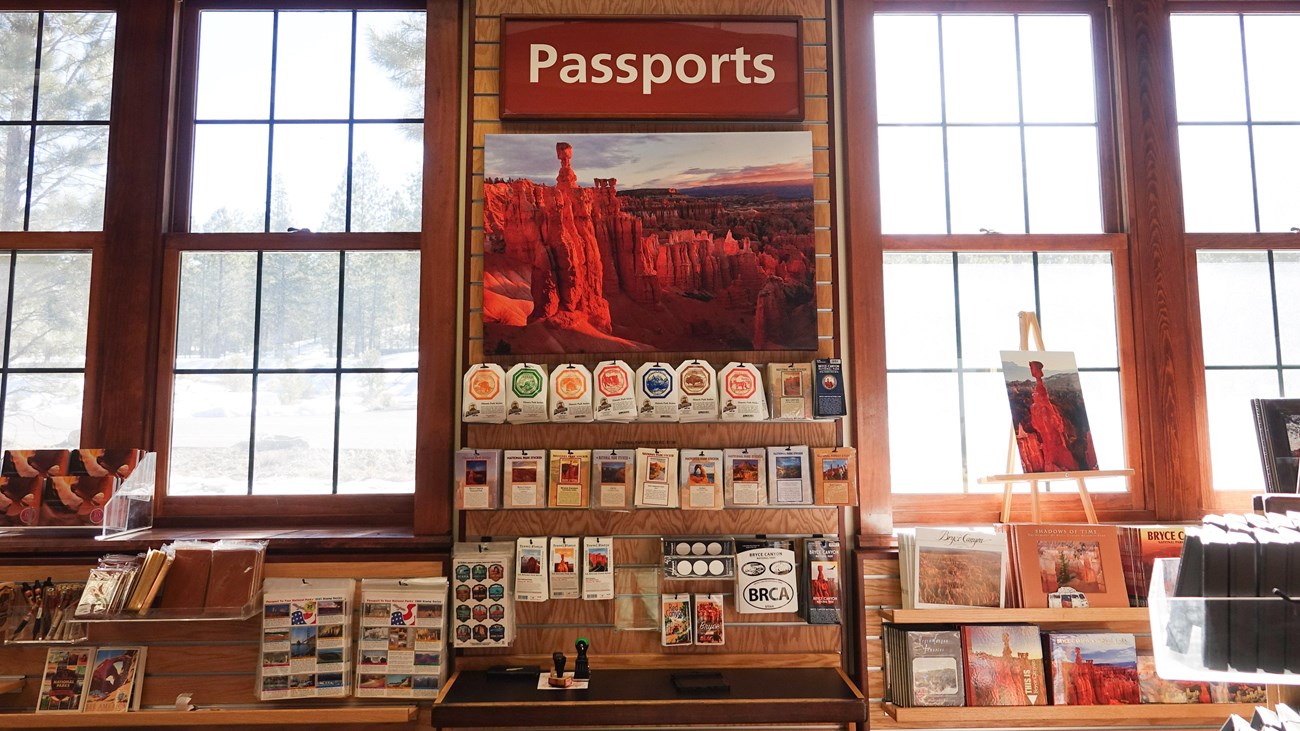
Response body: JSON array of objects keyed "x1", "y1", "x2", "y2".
[{"x1": 981, "y1": 312, "x2": 1132, "y2": 524}]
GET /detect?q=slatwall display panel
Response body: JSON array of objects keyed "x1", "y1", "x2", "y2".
[
  {"x1": 459, "y1": 0, "x2": 844, "y2": 677},
  {"x1": 0, "y1": 560, "x2": 441, "y2": 725},
  {"x1": 465, "y1": 0, "x2": 837, "y2": 367}
]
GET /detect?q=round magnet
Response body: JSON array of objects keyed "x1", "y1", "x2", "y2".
[
  {"x1": 691, "y1": 542, "x2": 707, "y2": 555},
  {"x1": 693, "y1": 560, "x2": 708, "y2": 575},
  {"x1": 708, "y1": 559, "x2": 725, "y2": 575}
]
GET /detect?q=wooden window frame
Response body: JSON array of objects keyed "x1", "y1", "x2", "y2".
[
  {"x1": 150, "y1": 0, "x2": 460, "y2": 532},
  {"x1": 843, "y1": 0, "x2": 1160, "y2": 529},
  {"x1": 0, "y1": 0, "x2": 116, "y2": 452},
  {"x1": 1171, "y1": 4, "x2": 1300, "y2": 514}
]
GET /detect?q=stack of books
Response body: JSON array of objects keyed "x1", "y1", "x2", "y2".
[
  {"x1": 74, "y1": 540, "x2": 266, "y2": 618},
  {"x1": 883, "y1": 622, "x2": 1265, "y2": 707}
]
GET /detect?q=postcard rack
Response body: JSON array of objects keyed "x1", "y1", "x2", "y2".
[{"x1": 1147, "y1": 558, "x2": 1300, "y2": 685}]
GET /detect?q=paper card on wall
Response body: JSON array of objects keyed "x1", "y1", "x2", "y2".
[
  {"x1": 635, "y1": 448, "x2": 679, "y2": 508},
  {"x1": 454, "y1": 449, "x2": 501, "y2": 510},
  {"x1": 514, "y1": 538, "x2": 549, "y2": 603},
  {"x1": 718, "y1": 362, "x2": 768, "y2": 421},
  {"x1": 547, "y1": 450, "x2": 591, "y2": 508},
  {"x1": 811, "y1": 447, "x2": 857, "y2": 506},
  {"x1": 549, "y1": 364, "x2": 593, "y2": 422},
  {"x1": 355, "y1": 577, "x2": 448, "y2": 698},
  {"x1": 803, "y1": 539, "x2": 842, "y2": 625},
  {"x1": 766, "y1": 446, "x2": 812, "y2": 506},
  {"x1": 661, "y1": 593, "x2": 692, "y2": 646},
  {"x1": 462, "y1": 363, "x2": 506, "y2": 423},
  {"x1": 549, "y1": 537, "x2": 580, "y2": 599},
  {"x1": 592, "y1": 360, "x2": 638, "y2": 422},
  {"x1": 504, "y1": 363, "x2": 549, "y2": 424},
  {"x1": 591, "y1": 450, "x2": 636, "y2": 510},
  {"x1": 502, "y1": 450, "x2": 546, "y2": 509},
  {"x1": 582, "y1": 537, "x2": 614, "y2": 600},
  {"x1": 734, "y1": 545, "x2": 798, "y2": 614},
  {"x1": 676, "y1": 360, "x2": 718, "y2": 422},
  {"x1": 451, "y1": 542, "x2": 515, "y2": 648},
  {"x1": 260, "y1": 577, "x2": 355, "y2": 699},
  {"x1": 634, "y1": 362, "x2": 680, "y2": 421},
  {"x1": 767, "y1": 363, "x2": 813, "y2": 420},
  {"x1": 813, "y1": 358, "x2": 847, "y2": 418},
  {"x1": 723, "y1": 448, "x2": 768, "y2": 507},
  {"x1": 679, "y1": 450, "x2": 724, "y2": 510},
  {"x1": 693, "y1": 593, "x2": 725, "y2": 645}
]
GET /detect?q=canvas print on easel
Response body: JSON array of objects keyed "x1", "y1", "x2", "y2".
[
  {"x1": 482, "y1": 132, "x2": 817, "y2": 354},
  {"x1": 1000, "y1": 350, "x2": 1099, "y2": 473}
]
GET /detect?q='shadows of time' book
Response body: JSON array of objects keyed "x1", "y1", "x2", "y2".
[{"x1": 1010, "y1": 523, "x2": 1129, "y2": 608}]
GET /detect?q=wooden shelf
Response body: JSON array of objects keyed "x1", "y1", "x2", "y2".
[
  {"x1": 883, "y1": 607, "x2": 1151, "y2": 626},
  {"x1": 881, "y1": 701, "x2": 1257, "y2": 727},
  {"x1": 0, "y1": 676, "x2": 23, "y2": 695},
  {"x1": 0, "y1": 706, "x2": 417, "y2": 727}
]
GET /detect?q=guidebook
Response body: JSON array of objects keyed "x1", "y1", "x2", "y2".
[
  {"x1": 83, "y1": 646, "x2": 146, "y2": 712},
  {"x1": 36, "y1": 648, "x2": 92, "y2": 712}
]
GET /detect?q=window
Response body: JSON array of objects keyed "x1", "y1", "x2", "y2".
[
  {"x1": 0, "y1": 12, "x2": 113, "y2": 451},
  {"x1": 874, "y1": 13, "x2": 1104, "y2": 235},
  {"x1": 165, "y1": 6, "x2": 426, "y2": 499},
  {"x1": 873, "y1": 9, "x2": 1135, "y2": 508},
  {"x1": 1172, "y1": 14, "x2": 1300, "y2": 493},
  {"x1": 0, "y1": 251, "x2": 92, "y2": 450},
  {"x1": 1171, "y1": 14, "x2": 1300, "y2": 234},
  {"x1": 1, "y1": 12, "x2": 115, "y2": 232}
]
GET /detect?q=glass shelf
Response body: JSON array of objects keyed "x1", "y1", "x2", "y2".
[
  {"x1": 77, "y1": 597, "x2": 259, "y2": 623},
  {"x1": 1148, "y1": 557, "x2": 1300, "y2": 684}
]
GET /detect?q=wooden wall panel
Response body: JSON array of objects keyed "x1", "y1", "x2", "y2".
[
  {"x1": 459, "y1": 0, "x2": 844, "y2": 675},
  {"x1": 0, "y1": 560, "x2": 441, "y2": 715}
]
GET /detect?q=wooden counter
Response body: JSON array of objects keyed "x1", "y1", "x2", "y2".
[{"x1": 431, "y1": 667, "x2": 866, "y2": 728}]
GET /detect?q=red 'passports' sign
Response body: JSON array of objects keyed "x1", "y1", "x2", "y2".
[{"x1": 500, "y1": 17, "x2": 804, "y2": 120}]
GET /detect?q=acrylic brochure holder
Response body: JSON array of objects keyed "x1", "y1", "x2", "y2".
[
  {"x1": 98, "y1": 451, "x2": 156, "y2": 539},
  {"x1": 1147, "y1": 557, "x2": 1300, "y2": 684}
]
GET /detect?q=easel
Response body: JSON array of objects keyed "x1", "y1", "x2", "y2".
[{"x1": 977, "y1": 312, "x2": 1134, "y2": 524}]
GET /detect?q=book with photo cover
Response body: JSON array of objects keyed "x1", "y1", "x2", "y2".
[
  {"x1": 1010, "y1": 523, "x2": 1129, "y2": 608},
  {"x1": 1118, "y1": 525, "x2": 1185, "y2": 607},
  {"x1": 960, "y1": 624, "x2": 1047, "y2": 706},
  {"x1": 883, "y1": 626, "x2": 964, "y2": 708},
  {"x1": 83, "y1": 646, "x2": 146, "y2": 712},
  {"x1": 1045, "y1": 632, "x2": 1139, "y2": 705},
  {"x1": 1252, "y1": 398, "x2": 1300, "y2": 493},
  {"x1": 912, "y1": 527, "x2": 1006, "y2": 609},
  {"x1": 1136, "y1": 655, "x2": 1209, "y2": 704},
  {"x1": 36, "y1": 648, "x2": 92, "y2": 712}
]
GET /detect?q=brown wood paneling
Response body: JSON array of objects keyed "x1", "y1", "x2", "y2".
[
  {"x1": 503, "y1": 624, "x2": 842, "y2": 656},
  {"x1": 461, "y1": 0, "x2": 842, "y2": 675},
  {"x1": 466, "y1": 421, "x2": 837, "y2": 450},
  {"x1": 84, "y1": 0, "x2": 177, "y2": 449},
  {"x1": 464, "y1": 507, "x2": 839, "y2": 538},
  {"x1": 1113, "y1": 0, "x2": 1203, "y2": 521},
  {"x1": 476, "y1": 0, "x2": 827, "y2": 14},
  {"x1": 413, "y1": 0, "x2": 465, "y2": 538},
  {"x1": 454, "y1": 651, "x2": 841, "y2": 670}
]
